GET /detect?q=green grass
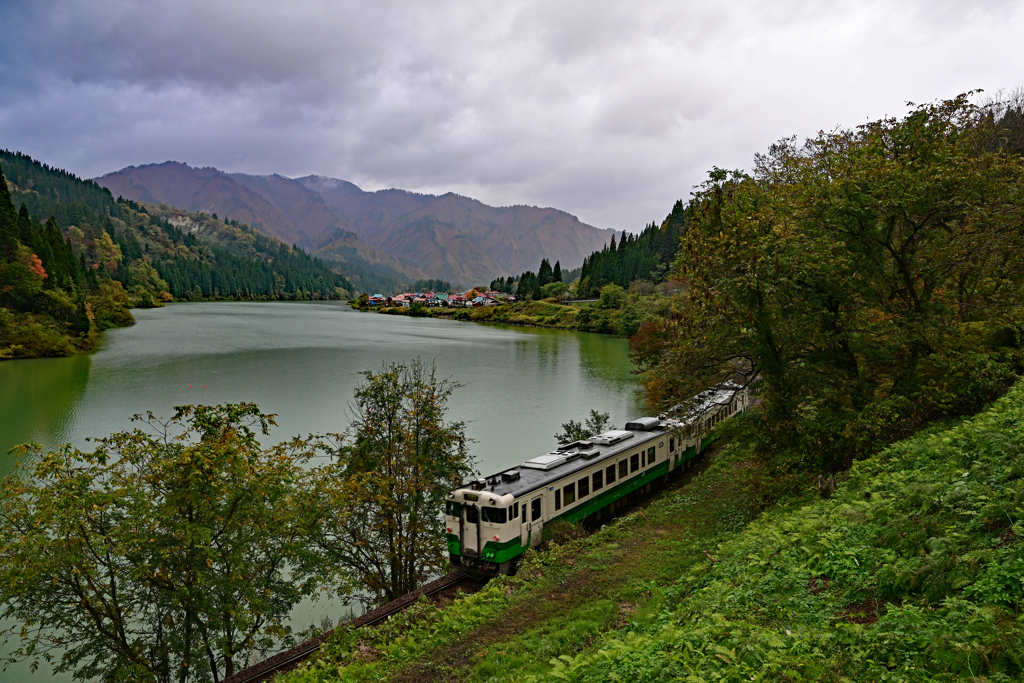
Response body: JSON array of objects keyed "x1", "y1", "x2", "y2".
[{"x1": 281, "y1": 383, "x2": 1024, "y2": 682}]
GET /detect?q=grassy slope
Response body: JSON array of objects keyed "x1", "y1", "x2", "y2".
[{"x1": 283, "y1": 384, "x2": 1024, "y2": 683}]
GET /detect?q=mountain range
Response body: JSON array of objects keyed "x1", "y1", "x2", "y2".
[{"x1": 96, "y1": 162, "x2": 616, "y2": 287}]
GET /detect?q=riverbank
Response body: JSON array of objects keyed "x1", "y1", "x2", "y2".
[
  {"x1": 1, "y1": 292, "x2": 356, "y2": 361},
  {"x1": 0, "y1": 280, "x2": 137, "y2": 360},
  {"x1": 350, "y1": 291, "x2": 675, "y2": 338},
  {"x1": 280, "y1": 381, "x2": 1024, "y2": 682}
]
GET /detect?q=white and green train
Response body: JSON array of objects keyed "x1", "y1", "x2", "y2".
[{"x1": 444, "y1": 381, "x2": 750, "y2": 575}]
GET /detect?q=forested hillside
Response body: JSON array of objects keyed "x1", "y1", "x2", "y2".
[
  {"x1": 575, "y1": 199, "x2": 686, "y2": 297},
  {"x1": 1, "y1": 150, "x2": 351, "y2": 359},
  {"x1": 0, "y1": 155, "x2": 130, "y2": 358}
]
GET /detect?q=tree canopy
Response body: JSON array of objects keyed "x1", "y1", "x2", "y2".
[
  {"x1": 0, "y1": 360, "x2": 476, "y2": 681},
  {"x1": 0, "y1": 404, "x2": 323, "y2": 682},
  {"x1": 554, "y1": 409, "x2": 611, "y2": 445},
  {"x1": 633, "y1": 94, "x2": 1024, "y2": 473},
  {"x1": 310, "y1": 360, "x2": 476, "y2": 605}
]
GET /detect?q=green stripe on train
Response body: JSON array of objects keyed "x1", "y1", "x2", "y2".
[
  {"x1": 552, "y1": 461, "x2": 669, "y2": 524},
  {"x1": 451, "y1": 458, "x2": 678, "y2": 562}
]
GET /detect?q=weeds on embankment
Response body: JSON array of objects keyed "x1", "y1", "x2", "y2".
[{"x1": 282, "y1": 383, "x2": 1024, "y2": 682}]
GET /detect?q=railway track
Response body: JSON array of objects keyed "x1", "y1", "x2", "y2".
[{"x1": 222, "y1": 570, "x2": 485, "y2": 683}]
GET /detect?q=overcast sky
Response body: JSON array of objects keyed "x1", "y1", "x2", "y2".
[{"x1": 1, "y1": 0, "x2": 1022, "y2": 231}]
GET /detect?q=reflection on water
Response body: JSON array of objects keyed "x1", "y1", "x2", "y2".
[
  {"x1": 0, "y1": 301, "x2": 643, "y2": 682},
  {"x1": 2, "y1": 302, "x2": 644, "y2": 480},
  {"x1": 0, "y1": 355, "x2": 91, "y2": 479}
]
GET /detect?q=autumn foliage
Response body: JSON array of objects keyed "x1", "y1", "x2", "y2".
[{"x1": 634, "y1": 94, "x2": 1024, "y2": 473}]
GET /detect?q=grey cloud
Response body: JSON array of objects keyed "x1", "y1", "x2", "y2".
[{"x1": 2, "y1": 0, "x2": 1023, "y2": 231}]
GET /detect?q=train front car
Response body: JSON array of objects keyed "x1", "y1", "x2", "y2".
[
  {"x1": 445, "y1": 474, "x2": 530, "y2": 576},
  {"x1": 444, "y1": 381, "x2": 750, "y2": 576}
]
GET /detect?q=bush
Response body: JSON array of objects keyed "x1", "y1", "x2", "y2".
[
  {"x1": 615, "y1": 306, "x2": 645, "y2": 337},
  {"x1": 0, "y1": 310, "x2": 76, "y2": 358},
  {"x1": 598, "y1": 283, "x2": 626, "y2": 310}
]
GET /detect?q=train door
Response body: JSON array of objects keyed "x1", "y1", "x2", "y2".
[
  {"x1": 522, "y1": 495, "x2": 543, "y2": 548},
  {"x1": 461, "y1": 503, "x2": 481, "y2": 558}
]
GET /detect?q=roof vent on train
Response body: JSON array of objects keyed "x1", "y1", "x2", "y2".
[
  {"x1": 625, "y1": 417, "x2": 662, "y2": 431},
  {"x1": 589, "y1": 430, "x2": 634, "y2": 446},
  {"x1": 522, "y1": 453, "x2": 567, "y2": 470},
  {"x1": 501, "y1": 470, "x2": 521, "y2": 483}
]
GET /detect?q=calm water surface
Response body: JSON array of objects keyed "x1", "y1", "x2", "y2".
[{"x1": 0, "y1": 301, "x2": 643, "y2": 681}]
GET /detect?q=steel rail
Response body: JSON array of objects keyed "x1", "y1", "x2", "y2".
[{"x1": 222, "y1": 570, "x2": 483, "y2": 683}]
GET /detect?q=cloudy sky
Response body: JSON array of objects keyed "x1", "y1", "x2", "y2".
[{"x1": 1, "y1": 0, "x2": 1022, "y2": 231}]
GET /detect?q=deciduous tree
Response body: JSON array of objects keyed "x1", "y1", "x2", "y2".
[
  {"x1": 636, "y1": 94, "x2": 1024, "y2": 472},
  {"x1": 0, "y1": 404, "x2": 324, "y2": 682},
  {"x1": 311, "y1": 360, "x2": 475, "y2": 605},
  {"x1": 554, "y1": 409, "x2": 611, "y2": 445}
]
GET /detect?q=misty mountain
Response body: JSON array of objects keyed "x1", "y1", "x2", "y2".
[
  {"x1": 97, "y1": 162, "x2": 616, "y2": 287},
  {"x1": 299, "y1": 175, "x2": 617, "y2": 284}
]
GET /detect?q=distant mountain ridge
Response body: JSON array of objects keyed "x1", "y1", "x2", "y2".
[{"x1": 96, "y1": 162, "x2": 615, "y2": 287}]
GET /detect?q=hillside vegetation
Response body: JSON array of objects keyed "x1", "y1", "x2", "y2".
[
  {"x1": 280, "y1": 377, "x2": 1024, "y2": 683},
  {"x1": 1, "y1": 155, "x2": 134, "y2": 358},
  {"x1": 634, "y1": 95, "x2": 1024, "y2": 475},
  {"x1": 1, "y1": 150, "x2": 352, "y2": 359}
]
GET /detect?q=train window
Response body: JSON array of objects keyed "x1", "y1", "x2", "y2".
[
  {"x1": 482, "y1": 507, "x2": 507, "y2": 524},
  {"x1": 445, "y1": 501, "x2": 461, "y2": 517},
  {"x1": 555, "y1": 490, "x2": 561, "y2": 511},
  {"x1": 641, "y1": 450, "x2": 645, "y2": 468},
  {"x1": 578, "y1": 476, "x2": 589, "y2": 499},
  {"x1": 531, "y1": 498, "x2": 542, "y2": 521},
  {"x1": 593, "y1": 470, "x2": 603, "y2": 492},
  {"x1": 631, "y1": 453, "x2": 640, "y2": 472},
  {"x1": 508, "y1": 505, "x2": 513, "y2": 519},
  {"x1": 619, "y1": 460, "x2": 628, "y2": 479},
  {"x1": 606, "y1": 464, "x2": 616, "y2": 484},
  {"x1": 563, "y1": 482, "x2": 576, "y2": 505},
  {"x1": 514, "y1": 502, "x2": 519, "y2": 519},
  {"x1": 670, "y1": 437, "x2": 675, "y2": 453},
  {"x1": 648, "y1": 447, "x2": 656, "y2": 463},
  {"x1": 466, "y1": 506, "x2": 479, "y2": 524}
]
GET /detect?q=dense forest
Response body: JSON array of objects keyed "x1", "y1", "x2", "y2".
[
  {"x1": 575, "y1": 200, "x2": 687, "y2": 296},
  {"x1": 0, "y1": 150, "x2": 352, "y2": 359}
]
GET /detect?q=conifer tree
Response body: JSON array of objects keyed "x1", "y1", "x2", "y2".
[
  {"x1": 537, "y1": 258, "x2": 553, "y2": 288},
  {"x1": 0, "y1": 163, "x2": 18, "y2": 257},
  {"x1": 17, "y1": 204, "x2": 33, "y2": 246}
]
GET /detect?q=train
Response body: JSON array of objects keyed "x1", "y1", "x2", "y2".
[{"x1": 444, "y1": 381, "x2": 750, "y2": 575}]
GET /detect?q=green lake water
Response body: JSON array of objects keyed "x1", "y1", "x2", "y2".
[{"x1": 0, "y1": 301, "x2": 644, "y2": 681}]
